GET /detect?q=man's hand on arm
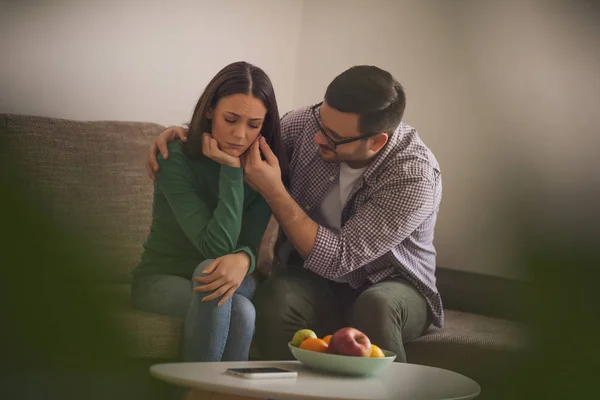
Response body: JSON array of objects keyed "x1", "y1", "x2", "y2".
[
  {"x1": 146, "y1": 126, "x2": 188, "y2": 181},
  {"x1": 243, "y1": 136, "x2": 318, "y2": 257}
]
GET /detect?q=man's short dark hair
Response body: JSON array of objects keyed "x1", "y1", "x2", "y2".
[{"x1": 324, "y1": 65, "x2": 406, "y2": 136}]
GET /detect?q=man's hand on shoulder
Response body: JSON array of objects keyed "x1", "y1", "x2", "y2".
[{"x1": 146, "y1": 126, "x2": 188, "y2": 181}]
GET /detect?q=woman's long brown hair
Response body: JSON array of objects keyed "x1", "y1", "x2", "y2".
[{"x1": 184, "y1": 61, "x2": 289, "y2": 187}]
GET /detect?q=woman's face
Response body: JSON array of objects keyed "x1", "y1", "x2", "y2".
[{"x1": 208, "y1": 93, "x2": 267, "y2": 157}]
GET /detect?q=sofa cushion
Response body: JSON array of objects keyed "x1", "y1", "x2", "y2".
[
  {"x1": 410, "y1": 309, "x2": 525, "y2": 351},
  {"x1": 1, "y1": 114, "x2": 164, "y2": 283},
  {"x1": 405, "y1": 310, "x2": 526, "y2": 385},
  {"x1": 116, "y1": 308, "x2": 182, "y2": 360},
  {"x1": 98, "y1": 283, "x2": 183, "y2": 360}
]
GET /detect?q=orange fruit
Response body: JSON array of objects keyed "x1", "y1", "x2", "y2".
[
  {"x1": 322, "y1": 335, "x2": 332, "y2": 345},
  {"x1": 370, "y1": 344, "x2": 385, "y2": 358},
  {"x1": 300, "y1": 338, "x2": 329, "y2": 353}
]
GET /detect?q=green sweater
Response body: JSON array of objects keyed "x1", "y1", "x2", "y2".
[{"x1": 132, "y1": 141, "x2": 271, "y2": 279}]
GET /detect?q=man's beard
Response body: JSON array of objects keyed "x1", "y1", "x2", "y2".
[{"x1": 318, "y1": 146, "x2": 339, "y2": 163}]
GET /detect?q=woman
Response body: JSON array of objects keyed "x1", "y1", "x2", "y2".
[{"x1": 131, "y1": 61, "x2": 288, "y2": 362}]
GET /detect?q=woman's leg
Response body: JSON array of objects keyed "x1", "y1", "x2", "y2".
[
  {"x1": 132, "y1": 261, "x2": 257, "y2": 362},
  {"x1": 221, "y1": 275, "x2": 257, "y2": 361},
  {"x1": 131, "y1": 273, "x2": 192, "y2": 318},
  {"x1": 185, "y1": 260, "x2": 256, "y2": 362}
]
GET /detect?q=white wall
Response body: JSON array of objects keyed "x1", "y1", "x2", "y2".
[
  {"x1": 0, "y1": 0, "x2": 303, "y2": 126},
  {"x1": 293, "y1": 0, "x2": 600, "y2": 278}
]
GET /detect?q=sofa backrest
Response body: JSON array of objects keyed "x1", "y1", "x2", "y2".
[{"x1": 1, "y1": 113, "x2": 164, "y2": 283}]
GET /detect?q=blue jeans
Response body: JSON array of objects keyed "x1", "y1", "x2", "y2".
[{"x1": 131, "y1": 260, "x2": 256, "y2": 362}]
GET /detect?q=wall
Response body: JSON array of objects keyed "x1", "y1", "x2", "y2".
[
  {"x1": 0, "y1": 0, "x2": 304, "y2": 126},
  {"x1": 2, "y1": 0, "x2": 598, "y2": 279}
]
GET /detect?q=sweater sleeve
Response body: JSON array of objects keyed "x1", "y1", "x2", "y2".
[
  {"x1": 233, "y1": 194, "x2": 272, "y2": 275},
  {"x1": 155, "y1": 150, "x2": 245, "y2": 259}
]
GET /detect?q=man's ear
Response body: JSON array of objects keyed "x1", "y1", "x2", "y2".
[{"x1": 369, "y1": 133, "x2": 389, "y2": 153}]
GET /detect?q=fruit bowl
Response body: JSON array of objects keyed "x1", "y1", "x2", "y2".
[{"x1": 288, "y1": 342, "x2": 396, "y2": 376}]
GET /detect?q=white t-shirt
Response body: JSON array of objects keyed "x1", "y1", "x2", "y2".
[{"x1": 313, "y1": 163, "x2": 367, "y2": 282}]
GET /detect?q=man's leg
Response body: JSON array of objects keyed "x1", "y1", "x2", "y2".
[
  {"x1": 254, "y1": 267, "x2": 341, "y2": 360},
  {"x1": 351, "y1": 279, "x2": 430, "y2": 363}
]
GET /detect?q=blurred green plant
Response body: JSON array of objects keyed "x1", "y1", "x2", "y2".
[{"x1": 0, "y1": 136, "x2": 135, "y2": 398}]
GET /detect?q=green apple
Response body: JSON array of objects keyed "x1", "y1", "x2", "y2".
[{"x1": 291, "y1": 329, "x2": 317, "y2": 346}]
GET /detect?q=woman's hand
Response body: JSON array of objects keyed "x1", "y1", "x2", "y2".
[
  {"x1": 193, "y1": 252, "x2": 250, "y2": 306},
  {"x1": 146, "y1": 126, "x2": 188, "y2": 181},
  {"x1": 202, "y1": 133, "x2": 241, "y2": 168}
]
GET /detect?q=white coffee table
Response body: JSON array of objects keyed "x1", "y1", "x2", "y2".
[{"x1": 151, "y1": 360, "x2": 480, "y2": 400}]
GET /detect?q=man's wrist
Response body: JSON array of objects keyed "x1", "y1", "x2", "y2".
[
  {"x1": 265, "y1": 187, "x2": 318, "y2": 258},
  {"x1": 263, "y1": 180, "x2": 287, "y2": 202}
]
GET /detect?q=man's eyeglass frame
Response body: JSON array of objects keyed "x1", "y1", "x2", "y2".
[{"x1": 311, "y1": 102, "x2": 381, "y2": 149}]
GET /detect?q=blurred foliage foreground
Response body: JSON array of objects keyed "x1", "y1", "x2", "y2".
[{"x1": 1, "y1": 134, "x2": 599, "y2": 399}]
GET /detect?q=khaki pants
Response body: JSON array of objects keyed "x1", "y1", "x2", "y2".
[{"x1": 254, "y1": 265, "x2": 431, "y2": 363}]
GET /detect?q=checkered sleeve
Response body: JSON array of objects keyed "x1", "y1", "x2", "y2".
[
  {"x1": 280, "y1": 107, "x2": 311, "y2": 159},
  {"x1": 304, "y1": 169, "x2": 437, "y2": 279}
]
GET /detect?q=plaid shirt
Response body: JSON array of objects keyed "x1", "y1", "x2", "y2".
[{"x1": 279, "y1": 106, "x2": 444, "y2": 328}]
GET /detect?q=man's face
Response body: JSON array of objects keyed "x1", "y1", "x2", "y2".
[{"x1": 313, "y1": 101, "x2": 385, "y2": 167}]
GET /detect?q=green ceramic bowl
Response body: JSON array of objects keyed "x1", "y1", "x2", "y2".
[{"x1": 288, "y1": 342, "x2": 396, "y2": 376}]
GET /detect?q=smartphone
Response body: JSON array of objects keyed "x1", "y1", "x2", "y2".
[{"x1": 226, "y1": 367, "x2": 298, "y2": 379}]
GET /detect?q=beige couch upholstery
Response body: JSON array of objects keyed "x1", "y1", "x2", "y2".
[{"x1": 1, "y1": 113, "x2": 527, "y2": 393}]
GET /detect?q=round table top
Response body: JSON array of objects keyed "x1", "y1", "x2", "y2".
[{"x1": 150, "y1": 360, "x2": 480, "y2": 400}]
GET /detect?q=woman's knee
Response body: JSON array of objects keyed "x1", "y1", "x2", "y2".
[
  {"x1": 189, "y1": 260, "x2": 217, "y2": 302},
  {"x1": 192, "y1": 259, "x2": 215, "y2": 280},
  {"x1": 231, "y1": 294, "x2": 256, "y2": 329}
]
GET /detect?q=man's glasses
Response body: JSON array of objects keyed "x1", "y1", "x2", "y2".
[{"x1": 311, "y1": 102, "x2": 380, "y2": 149}]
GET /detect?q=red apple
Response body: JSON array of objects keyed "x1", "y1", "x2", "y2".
[{"x1": 329, "y1": 327, "x2": 372, "y2": 357}]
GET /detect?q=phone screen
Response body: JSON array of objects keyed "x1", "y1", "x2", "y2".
[{"x1": 227, "y1": 367, "x2": 293, "y2": 374}]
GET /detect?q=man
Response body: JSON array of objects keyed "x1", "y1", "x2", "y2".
[{"x1": 146, "y1": 65, "x2": 443, "y2": 362}]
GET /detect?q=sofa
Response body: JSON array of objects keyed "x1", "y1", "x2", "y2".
[{"x1": 1, "y1": 113, "x2": 527, "y2": 398}]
